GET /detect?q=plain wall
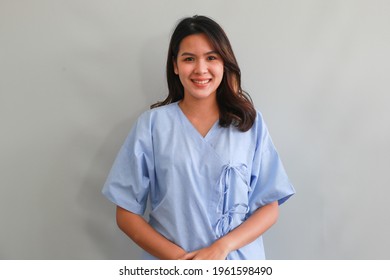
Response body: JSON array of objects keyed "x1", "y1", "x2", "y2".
[{"x1": 1, "y1": 0, "x2": 389, "y2": 259}]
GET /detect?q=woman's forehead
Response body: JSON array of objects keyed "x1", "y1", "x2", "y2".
[{"x1": 178, "y1": 33, "x2": 216, "y2": 54}]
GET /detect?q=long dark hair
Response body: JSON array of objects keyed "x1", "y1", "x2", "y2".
[{"x1": 151, "y1": 15, "x2": 256, "y2": 132}]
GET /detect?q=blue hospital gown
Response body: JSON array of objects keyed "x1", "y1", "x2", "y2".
[{"x1": 102, "y1": 102, "x2": 295, "y2": 259}]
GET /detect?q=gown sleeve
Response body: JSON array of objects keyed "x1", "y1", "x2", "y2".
[
  {"x1": 248, "y1": 112, "x2": 295, "y2": 215},
  {"x1": 102, "y1": 112, "x2": 154, "y2": 215}
]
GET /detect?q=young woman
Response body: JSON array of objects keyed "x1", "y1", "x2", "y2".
[{"x1": 102, "y1": 15, "x2": 295, "y2": 260}]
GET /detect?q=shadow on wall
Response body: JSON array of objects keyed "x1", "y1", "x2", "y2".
[
  {"x1": 78, "y1": 116, "x2": 141, "y2": 259},
  {"x1": 76, "y1": 34, "x2": 168, "y2": 259}
]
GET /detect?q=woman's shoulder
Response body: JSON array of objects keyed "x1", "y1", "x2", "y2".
[
  {"x1": 249, "y1": 109, "x2": 266, "y2": 132},
  {"x1": 150, "y1": 101, "x2": 179, "y2": 114},
  {"x1": 136, "y1": 102, "x2": 179, "y2": 125},
  {"x1": 243, "y1": 109, "x2": 273, "y2": 146}
]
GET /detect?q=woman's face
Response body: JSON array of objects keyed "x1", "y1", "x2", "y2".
[{"x1": 174, "y1": 33, "x2": 224, "y2": 102}]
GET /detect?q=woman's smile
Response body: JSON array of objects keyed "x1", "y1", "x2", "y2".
[{"x1": 192, "y1": 79, "x2": 211, "y2": 85}]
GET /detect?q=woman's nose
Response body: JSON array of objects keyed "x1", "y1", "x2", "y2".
[{"x1": 194, "y1": 59, "x2": 208, "y2": 74}]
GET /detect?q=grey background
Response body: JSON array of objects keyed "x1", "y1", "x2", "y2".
[{"x1": 1, "y1": 0, "x2": 389, "y2": 259}]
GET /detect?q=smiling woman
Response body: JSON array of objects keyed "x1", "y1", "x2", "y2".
[
  {"x1": 102, "y1": 15, "x2": 295, "y2": 260},
  {"x1": 154, "y1": 15, "x2": 257, "y2": 132},
  {"x1": 173, "y1": 34, "x2": 224, "y2": 136},
  {"x1": 173, "y1": 34, "x2": 224, "y2": 104}
]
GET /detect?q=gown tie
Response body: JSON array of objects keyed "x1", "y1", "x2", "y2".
[{"x1": 215, "y1": 163, "x2": 250, "y2": 238}]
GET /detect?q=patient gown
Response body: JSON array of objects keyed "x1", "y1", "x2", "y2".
[{"x1": 102, "y1": 102, "x2": 295, "y2": 259}]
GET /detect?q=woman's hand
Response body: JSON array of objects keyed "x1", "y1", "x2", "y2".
[
  {"x1": 178, "y1": 240, "x2": 230, "y2": 260},
  {"x1": 179, "y1": 201, "x2": 279, "y2": 260}
]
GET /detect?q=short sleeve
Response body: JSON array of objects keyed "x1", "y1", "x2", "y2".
[
  {"x1": 102, "y1": 113, "x2": 154, "y2": 215},
  {"x1": 248, "y1": 112, "x2": 295, "y2": 214}
]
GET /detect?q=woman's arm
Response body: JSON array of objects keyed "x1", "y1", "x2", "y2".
[
  {"x1": 116, "y1": 206, "x2": 187, "y2": 260},
  {"x1": 179, "y1": 201, "x2": 279, "y2": 260}
]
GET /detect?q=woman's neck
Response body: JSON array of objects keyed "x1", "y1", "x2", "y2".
[
  {"x1": 179, "y1": 95, "x2": 219, "y2": 120},
  {"x1": 178, "y1": 96, "x2": 220, "y2": 137}
]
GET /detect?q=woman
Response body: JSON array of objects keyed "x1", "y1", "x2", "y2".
[{"x1": 102, "y1": 15, "x2": 295, "y2": 260}]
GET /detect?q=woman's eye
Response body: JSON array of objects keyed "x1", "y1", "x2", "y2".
[
  {"x1": 207, "y1": 56, "x2": 217, "y2": 61},
  {"x1": 184, "y1": 57, "x2": 194, "y2": 61}
]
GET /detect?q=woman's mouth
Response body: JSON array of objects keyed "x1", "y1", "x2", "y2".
[{"x1": 192, "y1": 79, "x2": 211, "y2": 85}]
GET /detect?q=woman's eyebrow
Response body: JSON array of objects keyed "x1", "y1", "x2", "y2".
[{"x1": 180, "y1": 51, "x2": 218, "y2": 56}]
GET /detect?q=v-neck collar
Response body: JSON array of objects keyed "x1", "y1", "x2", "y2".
[{"x1": 175, "y1": 102, "x2": 219, "y2": 141}]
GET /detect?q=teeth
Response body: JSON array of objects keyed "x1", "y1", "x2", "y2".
[{"x1": 193, "y1": 80, "x2": 210, "y2": 84}]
